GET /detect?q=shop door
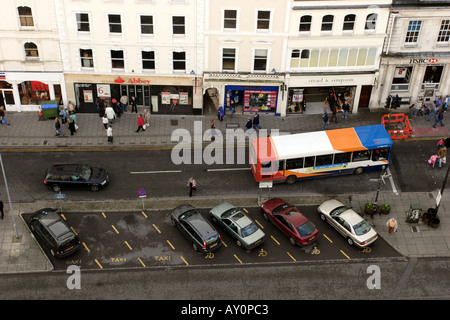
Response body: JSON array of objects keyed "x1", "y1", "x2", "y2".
[
  {"x1": 358, "y1": 85, "x2": 372, "y2": 109},
  {"x1": 0, "y1": 89, "x2": 15, "y2": 109}
]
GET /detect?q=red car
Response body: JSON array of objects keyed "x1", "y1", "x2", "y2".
[{"x1": 261, "y1": 198, "x2": 319, "y2": 246}]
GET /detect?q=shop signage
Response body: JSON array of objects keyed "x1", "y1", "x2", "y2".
[
  {"x1": 97, "y1": 84, "x2": 111, "y2": 98},
  {"x1": 114, "y1": 76, "x2": 151, "y2": 84},
  {"x1": 409, "y1": 58, "x2": 438, "y2": 64}
]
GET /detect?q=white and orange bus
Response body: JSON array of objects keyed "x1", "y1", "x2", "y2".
[{"x1": 250, "y1": 124, "x2": 393, "y2": 184}]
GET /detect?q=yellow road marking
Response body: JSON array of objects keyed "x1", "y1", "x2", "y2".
[
  {"x1": 255, "y1": 219, "x2": 264, "y2": 229},
  {"x1": 340, "y1": 250, "x2": 351, "y2": 260},
  {"x1": 141, "y1": 211, "x2": 147, "y2": 218},
  {"x1": 101, "y1": 212, "x2": 107, "y2": 218},
  {"x1": 242, "y1": 208, "x2": 248, "y2": 213},
  {"x1": 137, "y1": 258, "x2": 146, "y2": 268},
  {"x1": 111, "y1": 225, "x2": 119, "y2": 234},
  {"x1": 234, "y1": 254, "x2": 243, "y2": 264},
  {"x1": 70, "y1": 227, "x2": 78, "y2": 236},
  {"x1": 166, "y1": 240, "x2": 175, "y2": 250},
  {"x1": 60, "y1": 214, "x2": 66, "y2": 221},
  {"x1": 221, "y1": 240, "x2": 227, "y2": 247},
  {"x1": 124, "y1": 241, "x2": 133, "y2": 251},
  {"x1": 94, "y1": 259, "x2": 103, "y2": 269},
  {"x1": 323, "y1": 233, "x2": 333, "y2": 243},
  {"x1": 82, "y1": 242, "x2": 90, "y2": 253},
  {"x1": 153, "y1": 224, "x2": 161, "y2": 234},
  {"x1": 271, "y1": 235, "x2": 280, "y2": 245},
  {"x1": 181, "y1": 256, "x2": 189, "y2": 266},
  {"x1": 286, "y1": 252, "x2": 296, "y2": 261}
]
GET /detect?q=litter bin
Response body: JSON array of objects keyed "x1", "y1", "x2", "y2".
[{"x1": 41, "y1": 103, "x2": 59, "y2": 119}]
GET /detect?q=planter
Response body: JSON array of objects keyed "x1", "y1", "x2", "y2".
[
  {"x1": 364, "y1": 203, "x2": 376, "y2": 215},
  {"x1": 380, "y1": 204, "x2": 391, "y2": 215},
  {"x1": 429, "y1": 217, "x2": 440, "y2": 229}
]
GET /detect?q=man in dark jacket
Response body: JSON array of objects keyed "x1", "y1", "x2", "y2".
[
  {"x1": 55, "y1": 117, "x2": 64, "y2": 136},
  {"x1": 253, "y1": 112, "x2": 261, "y2": 130}
]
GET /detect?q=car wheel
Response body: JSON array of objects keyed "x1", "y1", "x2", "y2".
[
  {"x1": 90, "y1": 184, "x2": 99, "y2": 192},
  {"x1": 347, "y1": 237, "x2": 354, "y2": 246},
  {"x1": 236, "y1": 240, "x2": 242, "y2": 247},
  {"x1": 192, "y1": 242, "x2": 199, "y2": 252},
  {"x1": 52, "y1": 184, "x2": 61, "y2": 192},
  {"x1": 263, "y1": 213, "x2": 270, "y2": 222},
  {"x1": 354, "y1": 167, "x2": 365, "y2": 175},
  {"x1": 289, "y1": 237, "x2": 296, "y2": 246},
  {"x1": 320, "y1": 213, "x2": 327, "y2": 221},
  {"x1": 286, "y1": 175, "x2": 297, "y2": 184}
]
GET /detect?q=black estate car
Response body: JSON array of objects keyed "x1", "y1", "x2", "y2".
[
  {"x1": 44, "y1": 164, "x2": 109, "y2": 192},
  {"x1": 171, "y1": 204, "x2": 222, "y2": 252},
  {"x1": 29, "y1": 208, "x2": 80, "y2": 258}
]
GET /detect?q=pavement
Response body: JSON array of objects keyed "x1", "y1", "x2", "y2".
[{"x1": 0, "y1": 106, "x2": 449, "y2": 274}]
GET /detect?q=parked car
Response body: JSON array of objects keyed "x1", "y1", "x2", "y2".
[
  {"x1": 44, "y1": 164, "x2": 109, "y2": 192},
  {"x1": 261, "y1": 198, "x2": 319, "y2": 246},
  {"x1": 171, "y1": 204, "x2": 222, "y2": 252},
  {"x1": 317, "y1": 199, "x2": 378, "y2": 248},
  {"x1": 209, "y1": 202, "x2": 266, "y2": 250},
  {"x1": 29, "y1": 208, "x2": 80, "y2": 258}
]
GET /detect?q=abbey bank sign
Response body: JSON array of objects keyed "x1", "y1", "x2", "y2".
[{"x1": 114, "y1": 76, "x2": 151, "y2": 85}]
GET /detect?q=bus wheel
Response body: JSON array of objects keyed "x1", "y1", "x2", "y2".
[
  {"x1": 354, "y1": 167, "x2": 365, "y2": 175},
  {"x1": 286, "y1": 175, "x2": 297, "y2": 184}
]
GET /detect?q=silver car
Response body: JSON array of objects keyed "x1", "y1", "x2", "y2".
[
  {"x1": 209, "y1": 202, "x2": 266, "y2": 250},
  {"x1": 317, "y1": 199, "x2": 378, "y2": 248}
]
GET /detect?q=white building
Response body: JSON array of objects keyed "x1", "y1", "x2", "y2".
[{"x1": 0, "y1": 0, "x2": 66, "y2": 112}]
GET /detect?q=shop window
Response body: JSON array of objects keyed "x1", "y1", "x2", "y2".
[
  {"x1": 173, "y1": 51, "x2": 186, "y2": 71},
  {"x1": 290, "y1": 50, "x2": 300, "y2": 69},
  {"x1": 24, "y1": 42, "x2": 39, "y2": 59},
  {"x1": 391, "y1": 66, "x2": 412, "y2": 91},
  {"x1": 299, "y1": 15, "x2": 312, "y2": 32},
  {"x1": 256, "y1": 11, "x2": 270, "y2": 31},
  {"x1": 108, "y1": 14, "x2": 122, "y2": 34},
  {"x1": 343, "y1": 14, "x2": 355, "y2": 31},
  {"x1": 142, "y1": 51, "x2": 155, "y2": 70},
  {"x1": 309, "y1": 50, "x2": 319, "y2": 67},
  {"x1": 437, "y1": 20, "x2": 450, "y2": 43},
  {"x1": 224, "y1": 10, "x2": 237, "y2": 30},
  {"x1": 19, "y1": 81, "x2": 50, "y2": 105},
  {"x1": 365, "y1": 13, "x2": 378, "y2": 31},
  {"x1": 347, "y1": 48, "x2": 358, "y2": 66},
  {"x1": 328, "y1": 49, "x2": 338, "y2": 67},
  {"x1": 300, "y1": 50, "x2": 309, "y2": 68},
  {"x1": 172, "y1": 16, "x2": 185, "y2": 35},
  {"x1": 140, "y1": 15, "x2": 154, "y2": 35},
  {"x1": 357, "y1": 48, "x2": 367, "y2": 66},
  {"x1": 76, "y1": 13, "x2": 90, "y2": 32},
  {"x1": 111, "y1": 50, "x2": 124, "y2": 69},
  {"x1": 54, "y1": 84, "x2": 63, "y2": 105},
  {"x1": 366, "y1": 48, "x2": 377, "y2": 66},
  {"x1": 422, "y1": 65, "x2": 443, "y2": 89},
  {"x1": 222, "y1": 48, "x2": 236, "y2": 71},
  {"x1": 18, "y1": 6, "x2": 34, "y2": 27},
  {"x1": 80, "y1": 49, "x2": 94, "y2": 68},
  {"x1": 338, "y1": 49, "x2": 348, "y2": 66},
  {"x1": 321, "y1": 15, "x2": 334, "y2": 31},
  {"x1": 405, "y1": 20, "x2": 421, "y2": 43},
  {"x1": 253, "y1": 49, "x2": 268, "y2": 71},
  {"x1": 319, "y1": 49, "x2": 329, "y2": 67}
]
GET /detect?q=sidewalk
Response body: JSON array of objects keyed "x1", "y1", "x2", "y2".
[{"x1": 0, "y1": 108, "x2": 449, "y2": 274}]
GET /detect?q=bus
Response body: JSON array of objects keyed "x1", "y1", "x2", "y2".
[{"x1": 250, "y1": 124, "x2": 393, "y2": 184}]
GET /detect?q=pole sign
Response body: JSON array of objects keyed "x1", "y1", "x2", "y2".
[
  {"x1": 138, "y1": 188, "x2": 147, "y2": 198},
  {"x1": 55, "y1": 194, "x2": 66, "y2": 199}
]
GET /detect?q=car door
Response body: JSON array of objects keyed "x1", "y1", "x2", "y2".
[
  {"x1": 331, "y1": 216, "x2": 348, "y2": 237},
  {"x1": 222, "y1": 218, "x2": 238, "y2": 240},
  {"x1": 273, "y1": 214, "x2": 295, "y2": 238}
]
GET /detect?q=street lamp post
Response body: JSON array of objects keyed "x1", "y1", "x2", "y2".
[{"x1": 0, "y1": 153, "x2": 20, "y2": 239}]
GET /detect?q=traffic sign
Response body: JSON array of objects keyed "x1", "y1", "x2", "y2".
[
  {"x1": 138, "y1": 188, "x2": 147, "y2": 198},
  {"x1": 55, "y1": 194, "x2": 66, "y2": 199}
]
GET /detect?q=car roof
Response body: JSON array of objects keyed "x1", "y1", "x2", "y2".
[
  {"x1": 48, "y1": 164, "x2": 81, "y2": 174},
  {"x1": 283, "y1": 208, "x2": 308, "y2": 226},
  {"x1": 184, "y1": 213, "x2": 217, "y2": 238},
  {"x1": 339, "y1": 209, "x2": 364, "y2": 225},
  {"x1": 35, "y1": 210, "x2": 72, "y2": 238}
]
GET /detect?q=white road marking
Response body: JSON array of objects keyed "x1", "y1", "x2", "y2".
[
  {"x1": 206, "y1": 168, "x2": 250, "y2": 172},
  {"x1": 130, "y1": 170, "x2": 182, "y2": 174}
]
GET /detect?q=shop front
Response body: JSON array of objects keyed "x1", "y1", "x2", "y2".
[{"x1": 224, "y1": 85, "x2": 279, "y2": 114}]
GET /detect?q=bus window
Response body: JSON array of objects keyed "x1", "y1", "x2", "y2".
[
  {"x1": 261, "y1": 161, "x2": 272, "y2": 174},
  {"x1": 278, "y1": 160, "x2": 285, "y2": 171},
  {"x1": 315, "y1": 154, "x2": 333, "y2": 166},
  {"x1": 286, "y1": 157, "x2": 304, "y2": 170},
  {"x1": 334, "y1": 152, "x2": 352, "y2": 164},
  {"x1": 304, "y1": 156, "x2": 315, "y2": 167},
  {"x1": 353, "y1": 150, "x2": 371, "y2": 162},
  {"x1": 372, "y1": 148, "x2": 389, "y2": 161}
]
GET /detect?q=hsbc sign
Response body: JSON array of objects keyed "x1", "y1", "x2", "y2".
[{"x1": 409, "y1": 58, "x2": 439, "y2": 64}]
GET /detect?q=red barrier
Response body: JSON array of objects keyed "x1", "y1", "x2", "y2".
[{"x1": 381, "y1": 113, "x2": 412, "y2": 139}]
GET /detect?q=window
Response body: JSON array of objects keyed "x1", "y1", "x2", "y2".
[
  {"x1": 321, "y1": 15, "x2": 334, "y2": 31},
  {"x1": 334, "y1": 152, "x2": 352, "y2": 164},
  {"x1": 319, "y1": 49, "x2": 329, "y2": 67},
  {"x1": 76, "y1": 13, "x2": 90, "y2": 32},
  {"x1": 290, "y1": 50, "x2": 300, "y2": 68},
  {"x1": 371, "y1": 148, "x2": 389, "y2": 161},
  {"x1": 391, "y1": 66, "x2": 412, "y2": 91},
  {"x1": 108, "y1": 14, "x2": 122, "y2": 34},
  {"x1": 315, "y1": 154, "x2": 333, "y2": 166},
  {"x1": 300, "y1": 50, "x2": 310, "y2": 67},
  {"x1": 405, "y1": 20, "x2": 422, "y2": 43},
  {"x1": 18, "y1": 6, "x2": 34, "y2": 27},
  {"x1": 352, "y1": 150, "x2": 371, "y2": 162},
  {"x1": 343, "y1": 14, "x2": 355, "y2": 31},
  {"x1": 80, "y1": 49, "x2": 94, "y2": 68},
  {"x1": 299, "y1": 15, "x2": 312, "y2": 32},
  {"x1": 142, "y1": 51, "x2": 155, "y2": 70},
  {"x1": 172, "y1": 16, "x2": 185, "y2": 35},
  {"x1": 222, "y1": 48, "x2": 236, "y2": 71},
  {"x1": 286, "y1": 158, "x2": 304, "y2": 170},
  {"x1": 437, "y1": 20, "x2": 450, "y2": 43},
  {"x1": 309, "y1": 49, "x2": 319, "y2": 67},
  {"x1": 253, "y1": 49, "x2": 268, "y2": 71},
  {"x1": 224, "y1": 10, "x2": 237, "y2": 29},
  {"x1": 304, "y1": 156, "x2": 315, "y2": 167},
  {"x1": 365, "y1": 13, "x2": 378, "y2": 30},
  {"x1": 423, "y1": 65, "x2": 443, "y2": 88},
  {"x1": 257, "y1": 11, "x2": 270, "y2": 30},
  {"x1": 111, "y1": 50, "x2": 124, "y2": 69},
  {"x1": 24, "y1": 42, "x2": 39, "y2": 58},
  {"x1": 173, "y1": 51, "x2": 186, "y2": 71},
  {"x1": 140, "y1": 15, "x2": 154, "y2": 35}
]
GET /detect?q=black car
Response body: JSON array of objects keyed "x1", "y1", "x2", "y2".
[
  {"x1": 29, "y1": 208, "x2": 80, "y2": 258},
  {"x1": 44, "y1": 164, "x2": 109, "y2": 192},
  {"x1": 171, "y1": 204, "x2": 222, "y2": 252}
]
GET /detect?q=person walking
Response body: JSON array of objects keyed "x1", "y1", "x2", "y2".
[
  {"x1": 144, "y1": 109, "x2": 150, "y2": 127},
  {"x1": 130, "y1": 96, "x2": 137, "y2": 113},
  {"x1": 59, "y1": 107, "x2": 68, "y2": 124},
  {"x1": 107, "y1": 125, "x2": 113, "y2": 142},
  {"x1": 120, "y1": 94, "x2": 128, "y2": 113},
  {"x1": 55, "y1": 117, "x2": 65, "y2": 136},
  {"x1": 0, "y1": 200, "x2": 4, "y2": 220},
  {"x1": 386, "y1": 218, "x2": 398, "y2": 234},
  {"x1": 426, "y1": 103, "x2": 438, "y2": 122},
  {"x1": 0, "y1": 107, "x2": 10, "y2": 125},
  {"x1": 330, "y1": 103, "x2": 338, "y2": 123},
  {"x1": 136, "y1": 114, "x2": 145, "y2": 132},
  {"x1": 437, "y1": 145, "x2": 447, "y2": 168},
  {"x1": 187, "y1": 177, "x2": 197, "y2": 197},
  {"x1": 342, "y1": 102, "x2": 350, "y2": 119},
  {"x1": 432, "y1": 110, "x2": 445, "y2": 128},
  {"x1": 230, "y1": 100, "x2": 236, "y2": 118},
  {"x1": 245, "y1": 117, "x2": 253, "y2": 134},
  {"x1": 68, "y1": 117, "x2": 76, "y2": 135},
  {"x1": 105, "y1": 104, "x2": 116, "y2": 123},
  {"x1": 102, "y1": 114, "x2": 109, "y2": 130},
  {"x1": 253, "y1": 112, "x2": 261, "y2": 130},
  {"x1": 322, "y1": 113, "x2": 329, "y2": 130},
  {"x1": 217, "y1": 106, "x2": 224, "y2": 121}
]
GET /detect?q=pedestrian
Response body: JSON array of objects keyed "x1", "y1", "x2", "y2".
[
  {"x1": 253, "y1": 112, "x2": 261, "y2": 130},
  {"x1": 130, "y1": 96, "x2": 137, "y2": 113},
  {"x1": 444, "y1": 95, "x2": 449, "y2": 112},
  {"x1": 428, "y1": 153, "x2": 438, "y2": 168},
  {"x1": 322, "y1": 113, "x2": 329, "y2": 130},
  {"x1": 55, "y1": 117, "x2": 65, "y2": 136},
  {"x1": 105, "y1": 104, "x2": 116, "y2": 123},
  {"x1": 97, "y1": 99, "x2": 105, "y2": 118},
  {"x1": 102, "y1": 114, "x2": 108, "y2": 130},
  {"x1": 413, "y1": 98, "x2": 424, "y2": 117},
  {"x1": 120, "y1": 94, "x2": 128, "y2": 112},
  {"x1": 136, "y1": 114, "x2": 145, "y2": 132},
  {"x1": 432, "y1": 111, "x2": 445, "y2": 128},
  {"x1": 217, "y1": 106, "x2": 224, "y2": 121},
  {"x1": 230, "y1": 99, "x2": 236, "y2": 118},
  {"x1": 107, "y1": 125, "x2": 113, "y2": 142},
  {"x1": 187, "y1": 177, "x2": 197, "y2": 197},
  {"x1": 144, "y1": 109, "x2": 150, "y2": 127},
  {"x1": 68, "y1": 101, "x2": 75, "y2": 113},
  {"x1": 330, "y1": 103, "x2": 338, "y2": 123},
  {"x1": 0, "y1": 200, "x2": 4, "y2": 220},
  {"x1": 437, "y1": 145, "x2": 447, "y2": 168},
  {"x1": 342, "y1": 101, "x2": 350, "y2": 119},
  {"x1": 59, "y1": 107, "x2": 68, "y2": 124},
  {"x1": 113, "y1": 101, "x2": 122, "y2": 118},
  {"x1": 444, "y1": 136, "x2": 450, "y2": 148},
  {"x1": 426, "y1": 104, "x2": 438, "y2": 122},
  {"x1": 68, "y1": 116, "x2": 76, "y2": 135},
  {"x1": 69, "y1": 111, "x2": 77, "y2": 131},
  {"x1": 209, "y1": 119, "x2": 219, "y2": 138},
  {"x1": 0, "y1": 107, "x2": 10, "y2": 125},
  {"x1": 245, "y1": 117, "x2": 253, "y2": 134},
  {"x1": 386, "y1": 218, "x2": 398, "y2": 234}
]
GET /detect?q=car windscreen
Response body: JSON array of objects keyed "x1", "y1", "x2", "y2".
[
  {"x1": 241, "y1": 223, "x2": 258, "y2": 237},
  {"x1": 205, "y1": 234, "x2": 219, "y2": 245},
  {"x1": 353, "y1": 220, "x2": 372, "y2": 236},
  {"x1": 296, "y1": 221, "x2": 316, "y2": 237},
  {"x1": 330, "y1": 206, "x2": 350, "y2": 216},
  {"x1": 79, "y1": 165, "x2": 92, "y2": 180}
]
